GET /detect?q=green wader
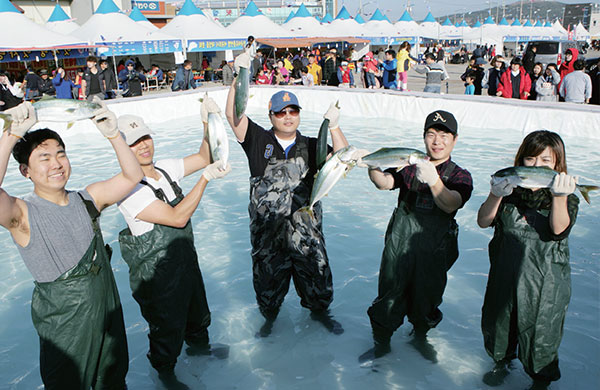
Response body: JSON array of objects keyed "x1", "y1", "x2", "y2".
[
  {"x1": 367, "y1": 163, "x2": 459, "y2": 338},
  {"x1": 248, "y1": 138, "x2": 333, "y2": 318},
  {"x1": 31, "y1": 194, "x2": 128, "y2": 390},
  {"x1": 482, "y1": 201, "x2": 573, "y2": 382},
  {"x1": 119, "y1": 167, "x2": 211, "y2": 372}
]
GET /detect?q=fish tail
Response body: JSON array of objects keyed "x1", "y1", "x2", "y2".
[
  {"x1": 578, "y1": 185, "x2": 599, "y2": 204},
  {"x1": 298, "y1": 206, "x2": 314, "y2": 218},
  {"x1": 0, "y1": 114, "x2": 13, "y2": 132}
]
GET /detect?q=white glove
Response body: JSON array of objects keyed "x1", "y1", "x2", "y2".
[
  {"x1": 351, "y1": 149, "x2": 370, "y2": 168},
  {"x1": 415, "y1": 159, "x2": 439, "y2": 187},
  {"x1": 5, "y1": 101, "x2": 37, "y2": 138},
  {"x1": 490, "y1": 177, "x2": 517, "y2": 198},
  {"x1": 323, "y1": 102, "x2": 340, "y2": 130},
  {"x1": 201, "y1": 94, "x2": 221, "y2": 123},
  {"x1": 550, "y1": 172, "x2": 577, "y2": 197},
  {"x1": 91, "y1": 97, "x2": 118, "y2": 139},
  {"x1": 202, "y1": 161, "x2": 231, "y2": 182},
  {"x1": 234, "y1": 52, "x2": 251, "y2": 73}
]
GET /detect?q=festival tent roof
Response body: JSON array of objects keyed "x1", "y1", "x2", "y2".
[
  {"x1": 422, "y1": 12, "x2": 436, "y2": 23},
  {"x1": 334, "y1": 6, "x2": 352, "y2": 20},
  {"x1": 0, "y1": 0, "x2": 85, "y2": 50},
  {"x1": 523, "y1": 20, "x2": 533, "y2": 27},
  {"x1": 326, "y1": 6, "x2": 371, "y2": 37},
  {"x1": 483, "y1": 16, "x2": 495, "y2": 25},
  {"x1": 284, "y1": 10, "x2": 295, "y2": 23},
  {"x1": 575, "y1": 22, "x2": 591, "y2": 41},
  {"x1": 395, "y1": 11, "x2": 421, "y2": 36},
  {"x1": 227, "y1": 0, "x2": 296, "y2": 38},
  {"x1": 363, "y1": 9, "x2": 400, "y2": 38},
  {"x1": 499, "y1": 17, "x2": 509, "y2": 26},
  {"x1": 161, "y1": 0, "x2": 242, "y2": 40},
  {"x1": 321, "y1": 13, "x2": 333, "y2": 23},
  {"x1": 369, "y1": 9, "x2": 386, "y2": 22},
  {"x1": 45, "y1": 3, "x2": 80, "y2": 35},
  {"x1": 473, "y1": 20, "x2": 481, "y2": 27},
  {"x1": 354, "y1": 14, "x2": 365, "y2": 24},
  {"x1": 283, "y1": 4, "x2": 332, "y2": 37},
  {"x1": 420, "y1": 12, "x2": 440, "y2": 38},
  {"x1": 72, "y1": 0, "x2": 182, "y2": 54},
  {"x1": 511, "y1": 19, "x2": 521, "y2": 26},
  {"x1": 534, "y1": 20, "x2": 543, "y2": 27},
  {"x1": 544, "y1": 21, "x2": 552, "y2": 27},
  {"x1": 397, "y1": 10, "x2": 413, "y2": 22},
  {"x1": 129, "y1": 6, "x2": 158, "y2": 30},
  {"x1": 442, "y1": 17, "x2": 452, "y2": 26}
]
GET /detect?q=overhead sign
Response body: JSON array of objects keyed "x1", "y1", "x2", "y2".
[
  {"x1": 132, "y1": 0, "x2": 165, "y2": 15},
  {"x1": 0, "y1": 48, "x2": 90, "y2": 63},
  {"x1": 187, "y1": 39, "x2": 246, "y2": 52},
  {"x1": 96, "y1": 39, "x2": 182, "y2": 56}
]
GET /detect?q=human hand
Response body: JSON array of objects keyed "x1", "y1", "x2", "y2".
[
  {"x1": 415, "y1": 159, "x2": 439, "y2": 186},
  {"x1": 201, "y1": 94, "x2": 221, "y2": 123},
  {"x1": 323, "y1": 101, "x2": 340, "y2": 130},
  {"x1": 351, "y1": 149, "x2": 370, "y2": 168},
  {"x1": 496, "y1": 91, "x2": 503, "y2": 97},
  {"x1": 91, "y1": 97, "x2": 119, "y2": 139},
  {"x1": 550, "y1": 172, "x2": 577, "y2": 197},
  {"x1": 234, "y1": 52, "x2": 251, "y2": 73},
  {"x1": 202, "y1": 161, "x2": 231, "y2": 182},
  {"x1": 490, "y1": 177, "x2": 517, "y2": 198},
  {"x1": 5, "y1": 101, "x2": 36, "y2": 138}
]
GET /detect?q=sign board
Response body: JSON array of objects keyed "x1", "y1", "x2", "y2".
[
  {"x1": 0, "y1": 48, "x2": 90, "y2": 63},
  {"x1": 132, "y1": 0, "x2": 165, "y2": 15},
  {"x1": 96, "y1": 40, "x2": 182, "y2": 56},
  {"x1": 187, "y1": 39, "x2": 246, "y2": 52}
]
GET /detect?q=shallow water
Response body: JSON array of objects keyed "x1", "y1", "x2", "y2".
[{"x1": 1, "y1": 107, "x2": 599, "y2": 390}]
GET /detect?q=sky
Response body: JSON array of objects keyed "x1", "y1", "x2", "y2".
[{"x1": 338, "y1": 0, "x2": 596, "y2": 22}]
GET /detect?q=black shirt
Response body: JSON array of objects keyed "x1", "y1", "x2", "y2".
[
  {"x1": 24, "y1": 72, "x2": 41, "y2": 91},
  {"x1": 241, "y1": 118, "x2": 332, "y2": 189},
  {"x1": 89, "y1": 71, "x2": 101, "y2": 94},
  {"x1": 0, "y1": 85, "x2": 22, "y2": 111},
  {"x1": 511, "y1": 72, "x2": 521, "y2": 98}
]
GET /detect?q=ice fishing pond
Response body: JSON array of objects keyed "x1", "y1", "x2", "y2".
[{"x1": 0, "y1": 107, "x2": 598, "y2": 390}]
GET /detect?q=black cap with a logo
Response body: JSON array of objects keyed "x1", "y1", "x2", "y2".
[{"x1": 424, "y1": 110, "x2": 458, "y2": 135}]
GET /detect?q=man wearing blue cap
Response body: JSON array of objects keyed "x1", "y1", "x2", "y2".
[{"x1": 225, "y1": 68, "x2": 354, "y2": 336}]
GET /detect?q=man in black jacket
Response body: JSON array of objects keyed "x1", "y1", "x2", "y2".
[
  {"x1": 38, "y1": 70, "x2": 55, "y2": 96},
  {"x1": 100, "y1": 60, "x2": 117, "y2": 99}
]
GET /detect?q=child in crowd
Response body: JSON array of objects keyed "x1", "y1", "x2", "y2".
[
  {"x1": 256, "y1": 69, "x2": 270, "y2": 85},
  {"x1": 464, "y1": 73, "x2": 475, "y2": 95}
]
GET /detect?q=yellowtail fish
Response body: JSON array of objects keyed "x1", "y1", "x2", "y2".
[
  {"x1": 492, "y1": 166, "x2": 599, "y2": 204},
  {"x1": 300, "y1": 145, "x2": 358, "y2": 217},
  {"x1": 207, "y1": 111, "x2": 229, "y2": 170},
  {"x1": 0, "y1": 114, "x2": 13, "y2": 132},
  {"x1": 33, "y1": 98, "x2": 101, "y2": 129},
  {"x1": 361, "y1": 147, "x2": 428, "y2": 171},
  {"x1": 234, "y1": 67, "x2": 249, "y2": 118}
]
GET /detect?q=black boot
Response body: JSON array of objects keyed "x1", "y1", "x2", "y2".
[
  {"x1": 409, "y1": 327, "x2": 438, "y2": 363},
  {"x1": 358, "y1": 324, "x2": 392, "y2": 363},
  {"x1": 528, "y1": 379, "x2": 551, "y2": 390},
  {"x1": 310, "y1": 309, "x2": 344, "y2": 335},
  {"x1": 482, "y1": 357, "x2": 514, "y2": 387},
  {"x1": 256, "y1": 307, "x2": 279, "y2": 338}
]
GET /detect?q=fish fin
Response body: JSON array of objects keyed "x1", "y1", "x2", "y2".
[
  {"x1": 578, "y1": 185, "x2": 599, "y2": 204},
  {"x1": 335, "y1": 100, "x2": 340, "y2": 109},
  {"x1": 249, "y1": 94, "x2": 254, "y2": 99},
  {"x1": 39, "y1": 95, "x2": 55, "y2": 101},
  {"x1": 65, "y1": 108, "x2": 77, "y2": 113},
  {"x1": 66, "y1": 122, "x2": 75, "y2": 129},
  {"x1": 0, "y1": 114, "x2": 13, "y2": 132}
]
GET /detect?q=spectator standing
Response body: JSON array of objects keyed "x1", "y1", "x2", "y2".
[
  {"x1": 23, "y1": 67, "x2": 42, "y2": 100},
  {"x1": 381, "y1": 49, "x2": 398, "y2": 89},
  {"x1": 559, "y1": 59, "x2": 592, "y2": 103},
  {"x1": 336, "y1": 61, "x2": 354, "y2": 88},
  {"x1": 307, "y1": 54, "x2": 322, "y2": 85},
  {"x1": 52, "y1": 67, "x2": 79, "y2": 99},
  {"x1": 300, "y1": 67, "x2": 315, "y2": 87},
  {"x1": 496, "y1": 57, "x2": 532, "y2": 99},
  {"x1": 589, "y1": 59, "x2": 600, "y2": 105},
  {"x1": 82, "y1": 56, "x2": 105, "y2": 101},
  {"x1": 558, "y1": 48, "x2": 578, "y2": 92},
  {"x1": 0, "y1": 72, "x2": 23, "y2": 110},
  {"x1": 38, "y1": 70, "x2": 55, "y2": 96},
  {"x1": 363, "y1": 53, "x2": 379, "y2": 89},
  {"x1": 322, "y1": 50, "x2": 338, "y2": 86},
  {"x1": 522, "y1": 45, "x2": 537, "y2": 74},
  {"x1": 414, "y1": 53, "x2": 448, "y2": 93},
  {"x1": 528, "y1": 62, "x2": 543, "y2": 100},
  {"x1": 100, "y1": 60, "x2": 117, "y2": 99},
  {"x1": 535, "y1": 63, "x2": 561, "y2": 102},
  {"x1": 464, "y1": 72, "x2": 475, "y2": 95},
  {"x1": 482, "y1": 55, "x2": 506, "y2": 96},
  {"x1": 473, "y1": 58, "x2": 487, "y2": 95},
  {"x1": 172, "y1": 60, "x2": 196, "y2": 90},
  {"x1": 256, "y1": 69, "x2": 270, "y2": 85},
  {"x1": 436, "y1": 44, "x2": 445, "y2": 63},
  {"x1": 397, "y1": 41, "x2": 417, "y2": 91},
  {"x1": 118, "y1": 59, "x2": 146, "y2": 97}
]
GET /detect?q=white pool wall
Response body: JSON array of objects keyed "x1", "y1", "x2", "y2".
[{"x1": 35, "y1": 86, "x2": 600, "y2": 140}]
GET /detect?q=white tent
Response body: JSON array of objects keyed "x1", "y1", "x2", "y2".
[
  {"x1": 72, "y1": 0, "x2": 182, "y2": 56},
  {"x1": 363, "y1": 9, "x2": 400, "y2": 38},
  {"x1": 419, "y1": 12, "x2": 441, "y2": 39},
  {"x1": 0, "y1": 0, "x2": 83, "y2": 50},
  {"x1": 129, "y1": 7, "x2": 158, "y2": 31},
  {"x1": 283, "y1": 3, "x2": 331, "y2": 37},
  {"x1": 326, "y1": 6, "x2": 370, "y2": 38},
  {"x1": 574, "y1": 22, "x2": 591, "y2": 42},
  {"x1": 227, "y1": 1, "x2": 296, "y2": 38},
  {"x1": 394, "y1": 10, "x2": 422, "y2": 37},
  {"x1": 45, "y1": 4, "x2": 80, "y2": 36}
]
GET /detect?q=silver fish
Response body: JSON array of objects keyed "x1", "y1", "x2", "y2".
[
  {"x1": 301, "y1": 145, "x2": 357, "y2": 216},
  {"x1": 361, "y1": 147, "x2": 428, "y2": 171},
  {"x1": 492, "y1": 166, "x2": 598, "y2": 204},
  {"x1": 0, "y1": 113, "x2": 13, "y2": 132},
  {"x1": 33, "y1": 98, "x2": 101, "y2": 128},
  {"x1": 234, "y1": 67, "x2": 249, "y2": 118},
  {"x1": 207, "y1": 112, "x2": 229, "y2": 170}
]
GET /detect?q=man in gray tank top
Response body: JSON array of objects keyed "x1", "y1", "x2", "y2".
[{"x1": 0, "y1": 100, "x2": 143, "y2": 389}]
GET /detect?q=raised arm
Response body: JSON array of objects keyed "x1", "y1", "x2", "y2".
[
  {"x1": 0, "y1": 102, "x2": 36, "y2": 233},
  {"x1": 86, "y1": 100, "x2": 144, "y2": 211},
  {"x1": 135, "y1": 161, "x2": 230, "y2": 228},
  {"x1": 415, "y1": 159, "x2": 463, "y2": 214},
  {"x1": 368, "y1": 168, "x2": 395, "y2": 190},
  {"x1": 323, "y1": 102, "x2": 349, "y2": 153},
  {"x1": 182, "y1": 95, "x2": 219, "y2": 176},
  {"x1": 477, "y1": 177, "x2": 516, "y2": 228},
  {"x1": 225, "y1": 78, "x2": 248, "y2": 142}
]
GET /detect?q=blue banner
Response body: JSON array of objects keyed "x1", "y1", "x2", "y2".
[
  {"x1": 186, "y1": 39, "x2": 246, "y2": 52},
  {"x1": 0, "y1": 48, "x2": 90, "y2": 63},
  {"x1": 96, "y1": 40, "x2": 183, "y2": 56},
  {"x1": 367, "y1": 37, "x2": 417, "y2": 45}
]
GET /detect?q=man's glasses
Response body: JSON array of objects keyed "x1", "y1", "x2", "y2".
[{"x1": 271, "y1": 107, "x2": 300, "y2": 119}]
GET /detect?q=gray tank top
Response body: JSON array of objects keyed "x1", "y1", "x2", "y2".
[{"x1": 14, "y1": 190, "x2": 96, "y2": 282}]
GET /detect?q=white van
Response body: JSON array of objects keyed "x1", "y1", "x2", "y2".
[{"x1": 525, "y1": 40, "x2": 579, "y2": 66}]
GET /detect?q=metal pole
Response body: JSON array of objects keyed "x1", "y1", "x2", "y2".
[{"x1": 112, "y1": 53, "x2": 119, "y2": 92}]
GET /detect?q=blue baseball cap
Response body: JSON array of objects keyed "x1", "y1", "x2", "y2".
[{"x1": 268, "y1": 90, "x2": 302, "y2": 113}]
